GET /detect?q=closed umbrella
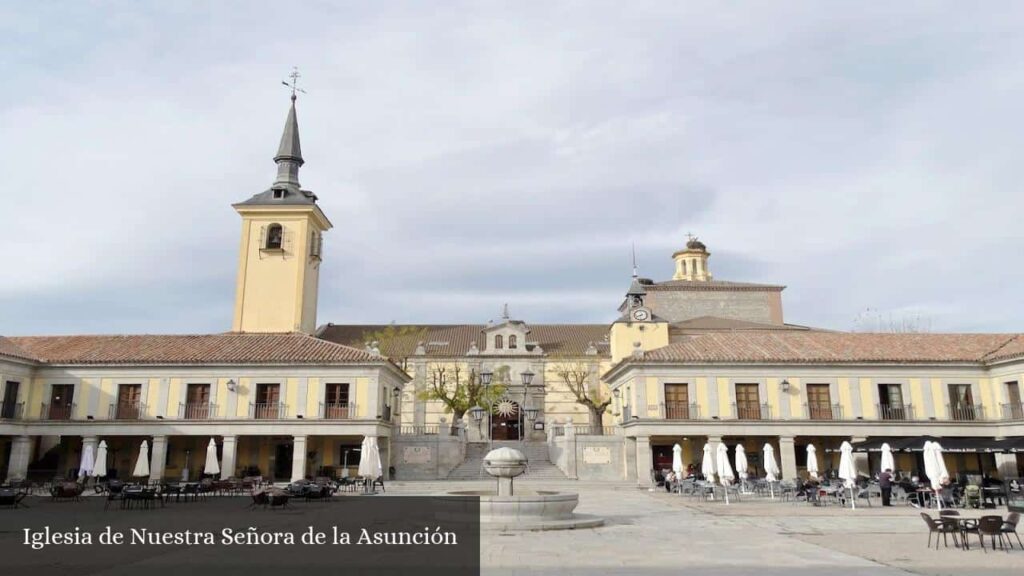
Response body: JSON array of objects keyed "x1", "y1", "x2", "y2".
[
  {"x1": 671, "y1": 443, "x2": 683, "y2": 489},
  {"x1": 357, "y1": 436, "x2": 383, "y2": 492},
  {"x1": 203, "y1": 438, "x2": 220, "y2": 477},
  {"x1": 763, "y1": 443, "x2": 780, "y2": 499},
  {"x1": 78, "y1": 442, "x2": 95, "y2": 481},
  {"x1": 880, "y1": 442, "x2": 895, "y2": 475},
  {"x1": 700, "y1": 443, "x2": 715, "y2": 482},
  {"x1": 132, "y1": 440, "x2": 150, "y2": 478},
  {"x1": 806, "y1": 444, "x2": 819, "y2": 479},
  {"x1": 735, "y1": 444, "x2": 749, "y2": 481},
  {"x1": 717, "y1": 443, "x2": 735, "y2": 505},
  {"x1": 93, "y1": 440, "x2": 108, "y2": 479},
  {"x1": 838, "y1": 441, "x2": 858, "y2": 509},
  {"x1": 927, "y1": 441, "x2": 950, "y2": 510}
]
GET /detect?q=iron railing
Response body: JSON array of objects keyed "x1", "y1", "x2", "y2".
[
  {"x1": 733, "y1": 402, "x2": 771, "y2": 420},
  {"x1": 664, "y1": 402, "x2": 700, "y2": 420},
  {"x1": 398, "y1": 425, "x2": 440, "y2": 435},
  {"x1": 947, "y1": 403, "x2": 984, "y2": 421},
  {"x1": 250, "y1": 402, "x2": 286, "y2": 420},
  {"x1": 319, "y1": 402, "x2": 352, "y2": 420},
  {"x1": 109, "y1": 401, "x2": 145, "y2": 420},
  {"x1": 806, "y1": 402, "x2": 843, "y2": 420},
  {"x1": 179, "y1": 402, "x2": 217, "y2": 420},
  {"x1": 1001, "y1": 402, "x2": 1024, "y2": 421},
  {"x1": 0, "y1": 401, "x2": 24, "y2": 419},
  {"x1": 40, "y1": 402, "x2": 76, "y2": 420},
  {"x1": 877, "y1": 403, "x2": 914, "y2": 421}
]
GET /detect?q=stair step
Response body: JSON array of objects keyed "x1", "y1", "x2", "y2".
[{"x1": 446, "y1": 441, "x2": 568, "y2": 480}]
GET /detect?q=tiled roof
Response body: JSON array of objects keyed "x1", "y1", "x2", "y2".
[
  {"x1": 0, "y1": 336, "x2": 37, "y2": 363},
  {"x1": 317, "y1": 324, "x2": 611, "y2": 358},
  {"x1": 5, "y1": 333, "x2": 382, "y2": 366},
  {"x1": 668, "y1": 316, "x2": 818, "y2": 335},
  {"x1": 644, "y1": 279, "x2": 784, "y2": 292},
  {"x1": 640, "y1": 332, "x2": 1024, "y2": 365}
]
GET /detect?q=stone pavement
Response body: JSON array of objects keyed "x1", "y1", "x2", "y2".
[{"x1": 389, "y1": 480, "x2": 1022, "y2": 576}]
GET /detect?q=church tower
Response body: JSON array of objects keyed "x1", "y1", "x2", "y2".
[
  {"x1": 672, "y1": 236, "x2": 712, "y2": 281},
  {"x1": 231, "y1": 92, "x2": 332, "y2": 334}
]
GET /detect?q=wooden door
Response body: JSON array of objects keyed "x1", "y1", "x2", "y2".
[
  {"x1": 116, "y1": 384, "x2": 141, "y2": 419},
  {"x1": 185, "y1": 384, "x2": 210, "y2": 419},
  {"x1": 2, "y1": 381, "x2": 18, "y2": 418},
  {"x1": 256, "y1": 384, "x2": 280, "y2": 419},
  {"x1": 325, "y1": 383, "x2": 350, "y2": 418},
  {"x1": 665, "y1": 384, "x2": 690, "y2": 419},
  {"x1": 735, "y1": 384, "x2": 761, "y2": 419},
  {"x1": 807, "y1": 384, "x2": 832, "y2": 420},
  {"x1": 49, "y1": 384, "x2": 74, "y2": 420}
]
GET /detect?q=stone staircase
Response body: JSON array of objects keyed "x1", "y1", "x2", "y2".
[{"x1": 446, "y1": 441, "x2": 568, "y2": 480}]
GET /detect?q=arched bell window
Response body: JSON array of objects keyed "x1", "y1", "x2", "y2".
[
  {"x1": 265, "y1": 224, "x2": 283, "y2": 250},
  {"x1": 495, "y1": 335, "x2": 504, "y2": 349},
  {"x1": 508, "y1": 335, "x2": 517, "y2": 349}
]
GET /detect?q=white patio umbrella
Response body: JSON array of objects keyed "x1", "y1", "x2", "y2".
[
  {"x1": 93, "y1": 440, "x2": 108, "y2": 479},
  {"x1": 838, "y1": 441, "x2": 858, "y2": 509},
  {"x1": 763, "y1": 443, "x2": 780, "y2": 499},
  {"x1": 717, "y1": 443, "x2": 735, "y2": 505},
  {"x1": 735, "y1": 444, "x2": 749, "y2": 482},
  {"x1": 671, "y1": 443, "x2": 683, "y2": 476},
  {"x1": 357, "y1": 436, "x2": 383, "y2": 486},
  {"x1": 203, "y1": 438, "x2": 221, "y2": 477},
  {"x1": 926, "y1": 441, "x2": 950, "y2": 509},
  {"x1": 700, "y1": 443, "x2": 715, "y2": 482},
  {"x1": 78, "y1": 442, "x2": 95, "y2": 481},
  {"x1": 806, "y1": 444, "x2": 819, "y2": 479},
  {"x1": 132, "y1": 440, "x2": 150, "y2": 478},
  {"x1": 880, "y1": 442, "x2": 895, "y2": 475}
]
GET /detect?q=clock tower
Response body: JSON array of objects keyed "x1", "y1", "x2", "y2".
[
  {"x1": 609, "y1": 267, "x2": 668, "y2": 363},
  {"x1": 231, "y1": 93, "x2": 332, "y2": 334}
]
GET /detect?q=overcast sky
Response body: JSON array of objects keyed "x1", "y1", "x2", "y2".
[{"x1": 2, "y1": 2, "x2": 1023, "y2": 335}]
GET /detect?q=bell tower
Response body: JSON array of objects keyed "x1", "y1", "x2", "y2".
[
  {"x1": 672, "y1": 235, "x2": 712, "y2": 281},
  {"x1": 231, "y1": 87, "x2": 332, "y2": 334}
]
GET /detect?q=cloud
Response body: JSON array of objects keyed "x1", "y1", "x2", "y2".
[{"x1": 1, "y1": 2, "x2": 1023, "y2": 335}]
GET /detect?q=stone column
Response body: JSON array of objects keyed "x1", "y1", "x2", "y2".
[
  {"x1": 635, "y1": 436, "x2": 653, "y2": 487},
  {"x1": 994, "y1": 453, "x2": 1018, "y2": 479},
  {"x1": 6, "y1": 436, "x2": 32, "y2": 482},
  {"x1": 221, "y1": 436, "x2": 237, "y2": 480},
  {"x1": 779, "y1": 436, "x2": 797, "y2": 481},
  {"x1": 291, "y1": 435, "x2": 307, "y2": 482},
  {"x1": 851, "y1": 436, "x2": 869, "y2": 477},
  {"x1": 149, "y1": 435, "x2": 168, "y2": 481}
]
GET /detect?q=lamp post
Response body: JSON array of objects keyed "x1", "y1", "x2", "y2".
[
  {"x1": 468, "y1": 370, "x2": 494, "y2": 449},
  {"x1": 520, "y1": 369, "x2": 537, "y2": 443}
]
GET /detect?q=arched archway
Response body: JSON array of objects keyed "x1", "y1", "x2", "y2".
[{"x1": 491, "y1": 399, "x2": 521, "y2": 441}]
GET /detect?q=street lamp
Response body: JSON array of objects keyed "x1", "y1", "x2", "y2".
[
  {"x1": 472, "y1": 370, "x2": 496, "y2": 449},
  {"x1": 519, "y1": 369, "x2": 537, "y2": 443}
]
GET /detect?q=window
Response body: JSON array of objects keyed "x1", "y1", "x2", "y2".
[
  {"x1": 272, "y1": 188, "x2": 285, "y2": 199},
  {"x1": 495, "y1": 335, "x2": 503, "y2": 349},
  {"x1": 324, "y1": 383, "x2": 350, "y2": 419},
  {"x1": 807, "y1": 384, "x2": 833, "y2": 420},
  {"x1": 254, "y1": 383, "x2": 280, "y2": 419},
  {"x1": 47, "y1": 384, "x2": 74, "y2": 420},
  {"x1": 665, "y1": 383, "x2": 690, "y2": 419},
  {"x1": 116, "y1": 384, "x2": 142, "y2": 419},
  {"x1": 681, "y1": 261, "x2": 687, "y2": 275},
  {"x1": 878, "y1": 384, "x2": 906, "y2": 420},
  {"x1": 2, "y1": 381, "x2": 20, "y2": 419},
  {"x1": 1007, "y1": 381, "x2": 1023, "y2": 420},
  {"x1": 310, "y1": 231, "x2": 322, "y2": 259},
  {"x1": 265, "y1": 224, "x2": 283, "y2": 250},
  {"x1": 948, "y1": 384, "x2": 976, "y2": 421},
  {"x1": 508, "y1": 335, "x2": 517, "y2": 349},
  {"x1": 735, "y1": 383, "x2": 761, "y2": 419},
  {"x1": 184, "y1": 384, "x2": 211, "y2": 419}
]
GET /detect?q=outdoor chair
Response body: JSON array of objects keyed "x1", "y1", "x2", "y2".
[
  {"x1": 337, "y1": 477, "x2": 358, "y2": 492},
  {"x1": 0, "y1": 488, "x2": 29, "y2": 508},
  {"x1": 371, "y1": 476, "x2": 385, "y2": 493},
  {"x1": 977, "y1": 515, "x2": 1008, "y2": 552},
  {"x1": 920, "y1": 513, "x2": 960, "y2": 549},
  {"x1": 249, "y1": 490, "x2": 269, "y2": 509},
  {"x1": 49, "y1": 481, "x2": 84, "y2": 502},
  {"x1": 963, "y1": 485, "x2": 982, "y2": 509},
  {"x1": 1001, "y1": 512, "x2": 1022, "y2": 550}
]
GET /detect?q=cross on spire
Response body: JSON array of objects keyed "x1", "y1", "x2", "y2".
[{"x1": 281, "y1": 66, "x2": 307, "y2": 102}]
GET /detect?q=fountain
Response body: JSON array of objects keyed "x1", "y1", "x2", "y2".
[{"x1": 447, "y1": 446, "x2": 604, "y2": 531}]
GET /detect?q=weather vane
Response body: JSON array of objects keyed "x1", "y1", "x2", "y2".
[{"x1": 281, "y1": 66, "x2": 307, "y2": 101}]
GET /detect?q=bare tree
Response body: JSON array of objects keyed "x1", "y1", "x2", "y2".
[
  {"x1": 419, "y1": 363, "x2": 506, "y2": 435},
  {"x1": 351, "y1": 324, "x2": 429, "y2": 371},
  {"x1": 853, "y1": 308, "x2": 933, "y2": 333},
  {"x1": 553, "y1": 360, "x2": 611, "y2": 434}
]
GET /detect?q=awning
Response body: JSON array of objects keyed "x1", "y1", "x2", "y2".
[{"x1": 843, "y1": 436, "x2": 1020, "y2": 454}]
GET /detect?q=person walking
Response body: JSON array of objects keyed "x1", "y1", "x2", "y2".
[{"x1": 879, "y1": 468, "x2": 893, "y2": 506}]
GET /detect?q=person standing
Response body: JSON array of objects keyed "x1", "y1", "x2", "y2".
[{"x1": 879, "y1": 468, "x2": 893, "y2": 506}]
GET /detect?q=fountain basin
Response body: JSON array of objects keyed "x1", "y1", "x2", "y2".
[{"x1": 446, "y1": 490, "x2": 604, "y2": 531}]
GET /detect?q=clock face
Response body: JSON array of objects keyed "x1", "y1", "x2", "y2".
[{"x1": 632, "y1": 308, "x2": 650, "y2": 321}]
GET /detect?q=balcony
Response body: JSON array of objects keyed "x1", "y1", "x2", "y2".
[
  {"x1": 805, "y1": 402, "x2": 843, "y2": 421},
  {"x1": 180, "y1": 402, "x2": 217, "y2": 420},
  {"x1": 0, "y1": 401, "x2": 24, "y2": 420},
  {"x1": 877, "y1": 403, "x2": 915, "y2": 421},
  {"x1": 319, "y1": 402, "x2": 352, "y2": 420},
  {"x1": 664, "y1": 402, "x2": 700, "y2": 420},
  {"x1": 40, "y1": 403, "x2": 76, "y2": 421},
  {"x1": 109, "y1": 401, "x2": 146, "y2": 420},
  {"x1": 250, "y1": 402, "x2": 287, "y2": 420},
  {"x1": 947, "y1": 403, "x2": 984, "y2": 421},
  {"x1": 733, "y1": 402, "x2": 771, "y2": 420},
  {"x1": 1002, "y1": 402, "x2": 1024, "y2": 421}
]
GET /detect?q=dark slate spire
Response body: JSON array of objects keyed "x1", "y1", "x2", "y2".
[{"x1": 273, "y1": 95, "x2": 304, "y2": 188}]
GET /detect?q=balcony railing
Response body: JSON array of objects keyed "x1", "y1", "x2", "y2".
[
  {"x1": 734, "y1": 402, "x2": 771, "y2": 420},
  {"x1": 806, "y1": 402, "x2": 843, "y2": 420},
  {"x1": 250, "y1": 402, "x2": 287, "y2": 420},
  {"x1": 0, "y1": 401, "x2": 24, "y2": 420},
  {"x1": 179, "y1": 402, "x2": 217, "y2": 420},
  {"x1": 1002, "y1": 402, "x2": 1024, "y2": 421},
  {"x1": 398, "y1": 425, "x2": 440, "y2": 436},
  {"x1": 319, "y1": 402, "x2": 352, "y2": 420},
  {"x1": 947, "y1": 403, "x2": 984, "y2": 421},
  {"x1": 109, "y1": 401, "x2": 145, "y2": 420},
  {"x1": 40, "y1": 403, "x2": 76, "y2": 421},
  {"x1": 664, "y1": 402, "x2": 700, "y2": 420},
  {"x1": 877, "y1": 403, "x2": 914, "y2": 421}
]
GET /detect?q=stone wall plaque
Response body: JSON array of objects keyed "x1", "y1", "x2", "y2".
[
  {"x1": 582, "y1": 446, "x2": 612, "y2": 464},
  {"x1": 402, "y1": 446, "x2": 432, "y2": 464}
]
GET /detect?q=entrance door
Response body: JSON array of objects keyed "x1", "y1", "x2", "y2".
[
  {"x1": 274, "y1": 443, "x2": 293, "y2": 480},
  {"x1": 2, "y1": 381, "x2": 19, "y2": 418},
  {"x1": 491, "y1": 401, "x2": 521, "y2": 441},
  {"x1": 49, "y1": 384, "x2": 74, "y2": 420},
  {"x1": 116, "y1": 384, "x2": 142, "y2": 419}
]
